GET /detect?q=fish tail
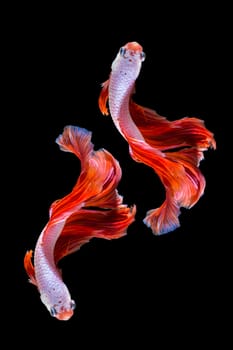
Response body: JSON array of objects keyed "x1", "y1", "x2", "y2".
[
  {"x1": 129, "y1": 139, "x2": 207, "y2": 235},
  {"x1": 51, "y1": 125, "x2": 136, "y2": 262},
  {"x1": 126, "y1": 102, "x2": 216, "y2": 235},
  {"x1": 143, "y1": 194, "x2": 181, "y2": 235},
  {"x1": 55, "y1": 125, "x2": 94, "y2": 163}
]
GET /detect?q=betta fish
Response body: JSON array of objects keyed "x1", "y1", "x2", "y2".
[
  {"x1": 24, "y1": 125, "x2": 136, "y2": 320},
  {"x1": 98, "y1": 41, "x2": 216, "y2": 235}
]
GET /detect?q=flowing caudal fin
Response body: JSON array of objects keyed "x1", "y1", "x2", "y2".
[
  {"x1": 51, "y1": 125, "x2": 136, "y2": 263},
  {"x1": 55, "y1": 125, "x2": 94, "y2": 164},
  {"x1": 49, "y1": 126, "x2": 113, "y2": 219},
  {"x1": 143, "y1": 194, "x2": 181, "y2": 235},
  {"x1": 127, "y1": 102, "x2": 216, "y2": 235},
  {"x1": 142, "y1": 149, "x2": 206, "y2": 235}
]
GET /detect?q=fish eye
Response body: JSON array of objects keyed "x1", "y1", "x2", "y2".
[
  {"x1": 50, "y1": 306, "x2": 57, "y2": 317},
  {"x1": 119, "y1": 47, "x2": 126, "y2": 57},
  {"x1": 70, "y1": 300, "x2": 76, "y2": 310},
  {"x1": 140, "y1": 51, "x2": 146, "y2": 61}
]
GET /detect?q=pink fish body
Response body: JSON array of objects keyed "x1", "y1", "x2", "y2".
[
  {"x1": 99, "y1": 41, "x2": 216, "y2": 235},
  {"x1": 24, "y1": 125, "x2": 136, "y2": 320}
]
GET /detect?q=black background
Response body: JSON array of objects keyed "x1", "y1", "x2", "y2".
[{"x1": 6, "y1": 3, "x2": 229, "y2": 348}]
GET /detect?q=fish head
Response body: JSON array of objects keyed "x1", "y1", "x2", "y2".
[
  {"x1": 49, "y1": 299, "x2": 76, "y2": 321},
  {"x1": 40, "y1": 292, "x2": 76, "y2": 321},
  {"x1": 119, "y1": 41, "x2": 146, "y2": 62},
  {"x1": 111, "y1": 41, "x2": 146, "y2": 80}
]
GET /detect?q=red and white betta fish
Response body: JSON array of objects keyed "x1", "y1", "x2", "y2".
[
  {"x1": 24, "y1": 125, "x2": 136, "y2": 320},
  {"x1": 99, "y1": 41, "x2": 216, "y2": 235}
]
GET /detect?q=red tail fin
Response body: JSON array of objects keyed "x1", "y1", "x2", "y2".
[{"x1": 127, "y1": 102, "x2": 216, "y2": 235}]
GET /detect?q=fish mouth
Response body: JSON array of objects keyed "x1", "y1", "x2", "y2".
[{"x1": 55, "y1": 309, "x2": 74, "y2": 321}]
